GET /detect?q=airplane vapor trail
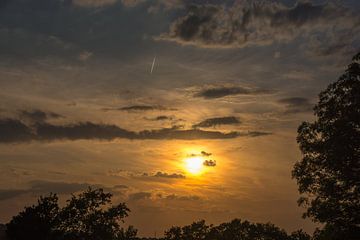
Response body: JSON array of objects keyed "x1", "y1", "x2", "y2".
[{"x1": 150, "y1": 56, "x2": 156, "y2": 74}]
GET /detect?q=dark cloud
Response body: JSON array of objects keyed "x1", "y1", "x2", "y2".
[
  {"x1": 200, "y1": 151, "x2": 211, "y2": 157},
  {"x1": 242, "y1": 131, "x2": 272, "y2": 137},
  {"x1": 35, "y1": 122, "x2": 137, "y2": 141},
  {"x1": 145, "y1": 115, "x2": 174, "y2": 121},
  {"x1": 128, "y1": 191, "x2": 152, "y2": 201},
  {"x1": 0, "y1": 180, "x2": 105, "y2": 201},
  {"x1": 165, "y1": 194, "x2": 201, "y2": 201},
  {"x1": 19, "y1": 109, "x2": 63, "y2": 123},
  {"x1": 0, "y1": 119, "x2": 35, "y2": 143},
  {"x1": 278, "y1": 97, "x2": 313, "y2": 114},
  {"x1": 153, "y1": 115, "x2": 172, "y2": 120},
  {"x1": 0, "y1": 113, "x2": 271, "y2": 143},
  {"x1": 113, "y1": 184, "x2": 129, "y2": 189},
  {"x1": 194, "y1": 86, "x2": 269, "y2": 99},
  {"x1": 188, "y1": 150, "x2": 212, "y2": 157},
  {"x1": 203, "y1": 159, "x2": 216, "y2": 167},
  {"x1": 158, "y1": 1, "x2": 360, "y2": 53},
  {"x1": 0, "y1": 189, "x2": 27, "y2": 201},
  {"x1": 193, "y1": 116, "x2": 240, "y2": 128},
  {"x1": 138, "y1": 126, "x2": 239, "y2": 140},
  {"x1": 153, "y1": 171, "x2": 185, "y2": 179},
  {"x1": 0, "y1": 0, "x2": 11, "y2": 9},
  {"x1": 71, "y1": 0, "x2": 118, "y2": 8},
  {"x1": 104, "y1": 105, "x2": 176, "y2": 112},
  {"x1": 0, "y1": 0, "x2": 166, "y2": 59}
]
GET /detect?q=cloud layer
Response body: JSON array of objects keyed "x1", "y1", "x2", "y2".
[
  {"x1": 158, "y1": 1, "x2": 360, "y2": 53},
  {"x1": 0, "y1": 116, "x2": 269, "y2": 143}
]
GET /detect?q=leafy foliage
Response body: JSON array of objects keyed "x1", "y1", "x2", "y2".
[
  {"x1": 6, "y1": 194, "x2": 60, "y2": 240},
  {"x1": 292, "y1": 52, "x2": 360, "y2": 239},
  {"x1": 164, "y1": 219, "x2": 309, "y2": 240},
  {"x1": 6, "y1": 188, "x2": 136, "y2": 240}
]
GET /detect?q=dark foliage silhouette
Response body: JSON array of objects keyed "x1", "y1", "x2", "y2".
[
  {"x1": 164, "y1": 219, "x2": 310, "y2": 240},
  {"x1": 6, "y1": 188, "x2": 136, "y2": 240},
  {"x1": 292, "y1": 52, "x2": 360, "y2": 239},
  {"x1": 6, "y1": 194, "x2": 59, "y2": 240}
]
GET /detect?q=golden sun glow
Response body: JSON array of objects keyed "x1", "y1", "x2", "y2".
[{"x1": 184, "y1": 156, "x2": 204, "y2": 175}]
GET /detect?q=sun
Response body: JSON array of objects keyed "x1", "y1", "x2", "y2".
[{"x1": 184, "y1": 156, "x2": 204, "y2": 175}]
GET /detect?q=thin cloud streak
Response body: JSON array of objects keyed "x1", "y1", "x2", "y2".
[{"x1": 0, "y1": 118, "x2": 271, "y2": 143}]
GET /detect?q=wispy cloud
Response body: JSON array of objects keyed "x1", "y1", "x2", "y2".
[
  {"x1": 104, "y1": 105, "x2": 176, "y2": 112},
  {"x1": 0, "y1": 118, "x2": 263, "y2": 143},
  {"x1": 19, "y1": 109, "x2": 63, "y2": 123},
  {"x1": 128, "y1": 191, "x2": 152, "y2": 201},
  {"x1": 278, "y1": 97, "x2": 313, "y2": 114},
  {"x1": 153, "y1": 171, "x2": 186, "y2": 179},
  {"x1": 193, "y1": 116, "x2": 240, "y2": 128},
  {"x1": 194, "y1": 86, "x2": 270, "y2": 99},
  {"x1": 0, "y1": 180, "x2": 106, "y2": 201}
]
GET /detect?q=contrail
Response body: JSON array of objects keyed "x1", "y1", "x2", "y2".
[{"x1": 150, "y1": 56, "x2": 156, "y2": 74}]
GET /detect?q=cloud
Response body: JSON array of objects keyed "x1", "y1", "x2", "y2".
[
  {"x1": 0, "y1": 189, "x2": 27, "y2": 201},
  {"x1": 113, "y1": 184, "x2": 129, "y2": 189},
  {"x1": 138, "y1": 126, "x2": 239, "y2": 140},
  {"x1": 278, "y1": 97, "x2": 313, "y2": 114},
  {"x1": 0, "y1": 180, "x2": 106, "y2": 201},
  {"x1": 0, "y1": 0, "x2": 170, "y2": 59},
  {"x1": 153, "y1": 171, "x2": 185, "y2": 179},
  {"x1": 121, "y1": 0, "x2": 146, "y2": 7},
  {"x1": 157, "y1": 1, "x2": 360, "y2": 52},
  {"x1": 200, "y1": 151, "x2": 211, "y2": 157},
  {"x1": 188, "y1": 150, "x2": 212, "y2": 158},
  {"x1": 19, "y1": 109, "x2": 63, "y2": 123},
  {"x1": 146, "y1": 115, "x2": 174, "y2": 121},
  {"x1": 193, "y1": 116, "x2": 240, "y2": 128},
  {"x1": 242, "y1": 131, "x2": 272, "y2": 137},
  {"x1": 0, "y1": 110, "x2": 271, "y2": 143},
  {"x1": 36, "y1": 122, "x2": 137, "y2": 141},
  {"x1": 0, "y1": 118, "x2": 235, "y2": 143},
  {"x1": 194, "y1": 86, "x2": 269, "y2": 99},
  {"x1": 203, "y1": 159, "x2": 216, "y2": 167},
  {"x1": 128, "y1": 191, "x2": 151, "y2": 201},
  {"x1": 0, "y1": 119, "x2": 35, "y2": 143},
  {"x1": 72, "y1": 0, "x2": 118, "y2": 8},
  {"x1": 104, "y1": 105, "x2": 175, "y2": 112},
  {"x1": 165, "y1": 194, "x2": 201, "y2": 201},
  {"x1": 30, "y1": 180, "x2": 94, "y2": 194}
]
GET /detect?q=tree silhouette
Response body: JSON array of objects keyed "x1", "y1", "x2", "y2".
[
  {"x1": 6, "y1": 188, "x2": 136, "y2": 240},
  {"x1": 164, "y1": 219, "x2": 309, "y2": 240},
  {"x1": 6, "y1": 194, "x2": 60, "y2": 240},
  {"x1": 292, "y1": 52, "x2": 360, "y2": 239}
]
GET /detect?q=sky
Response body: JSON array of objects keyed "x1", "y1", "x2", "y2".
[{"x1": 0, "y1": 0, "x2": 359, "y2": 236}]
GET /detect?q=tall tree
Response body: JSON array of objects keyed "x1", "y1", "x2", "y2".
[{"x1": 292, "y1": 52, "x2": 360, "y2": 239}]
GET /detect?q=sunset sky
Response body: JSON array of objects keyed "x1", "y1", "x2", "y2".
[{"x1": 0, "y1": 0, "x2": 359, "y2": 236}]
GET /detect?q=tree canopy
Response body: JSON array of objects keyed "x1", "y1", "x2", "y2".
[
  {"x1": 164, "y1": 219, "x2": 309, "y2": 240},
  {"x1": 6, "y1": 188, "x2": 137, "y2": 240},
  {"x1": 292, "y1": 52, "x2": 360, "y2": 239}
]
